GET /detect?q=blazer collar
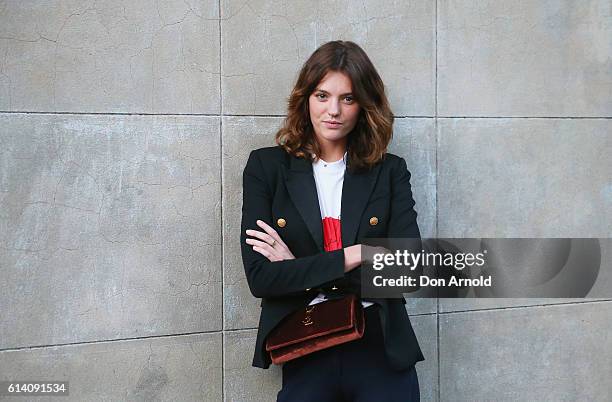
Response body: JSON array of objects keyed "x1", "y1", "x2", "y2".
[{"x1": 285, "y1": 152, "x2": 382, "y2": 252}]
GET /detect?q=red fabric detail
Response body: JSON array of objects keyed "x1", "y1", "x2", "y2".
[{"x1": 322, "y1": 217, "x2": 342, "y2": 252}]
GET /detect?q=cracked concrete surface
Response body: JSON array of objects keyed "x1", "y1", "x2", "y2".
[
  {"x1": 221, "y1": 0, "x2": 436, "y2": 116},
  {"x1": 0, "y1": 0, "x2": 611, "y2": 401},
  {"x1": 0, "y1": 332, "x2": 222, "y2": 401},
  {"x1": 0, "y1": 0, "x2": 220, "y2": 113},
  {"x1": 0, "y1": 114, "x2": 222, "y2": 353},
  {"x1": 437, "y1": 0, "x2": 612, "y2": 117}
]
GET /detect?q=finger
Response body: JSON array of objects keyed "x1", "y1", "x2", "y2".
[
  {"x1": 246, "y1": 238, "x2": 275, "y2": 249},
  {"x1": 252, "y1": 245, "x2": 270, "y2": 259},
  {"x1": 256, "y1": 220, "x2": 283, "y2": 243},
  {"x1": 248, "y1": 231, "x2": 293, "y2": 261},
  {"x1": 255, "y1": 221, "x2": 291, "y2": 250},
  {"x1": 252, "y1": 245, "x2": 280, "y2": 262},
  {"x1": 248, "y1": 238, "x2": 283, "y2": 260},
  {"x1": 245, "y1": 229, "x2": 276, "y2": 246}
]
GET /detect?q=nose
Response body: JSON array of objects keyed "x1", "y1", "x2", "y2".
[{"x1": 328, "y1": 100, "x2": 340, "y2": 117}]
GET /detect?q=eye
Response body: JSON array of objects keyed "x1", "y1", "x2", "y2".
[
  {"x1": 315, "y1": 93, "x2": 327, "y2": 100},
  {"x1": 344, "y1": 96, "x2": 354, "y2": 103}
]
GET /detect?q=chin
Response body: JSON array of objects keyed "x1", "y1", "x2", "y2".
[
  {"x1": 321, "y1": 134, "x2": 349, "y2": 143},
  {"x1": 321, "y1": 129, "x2": 350, "y2": 140}
]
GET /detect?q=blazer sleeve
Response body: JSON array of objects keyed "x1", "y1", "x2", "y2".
[
  {"x1": 386, "y1": 157, "x2": 424, "y2": 292},
  {"x1": 387, "y1": 157, "x2": 421, "y2": 239},
  {"x1": 240, "y1": 150, "x2": 346, "y2": 299}
]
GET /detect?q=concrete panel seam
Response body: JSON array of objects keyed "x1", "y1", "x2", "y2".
[
  {"x1": 0, "y1": 111, "x2": 225, "y2": 117},
  {"x1": 436, "y1": 4, "x2": 440, "y2": 399},
  {"x1": 0, "y1": 329, "x2": 225, "y2": 353},
  {"x1": 223, "y1": 327, "x2": 259, "y2": 334},
  {"x1": 219, "y1": 0, "x2": 224, "y2": 400},
  {"x1": 439, "y1": 299, "x2": 612, "y2": 316},
  {"x1": 436, "y1": 116, "x2": 612, "y2": 119}
]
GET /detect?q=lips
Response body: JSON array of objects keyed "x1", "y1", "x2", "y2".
[{"x1": 323, "y1": 121, "x2": 342, "y2": 128}]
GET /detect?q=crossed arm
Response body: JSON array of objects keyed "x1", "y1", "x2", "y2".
[
  {"x1": 245, "y1": 219, "x2": 362, "y2": 270},
  {"x1": 240, "y1": 151, "x2": 419, "y2": 299},
  {"x1": 240, "y1": 151, "x2": 363, "y2": 299}
]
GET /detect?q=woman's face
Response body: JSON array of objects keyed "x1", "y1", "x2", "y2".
[{"x1": 308, "y1": 71, "x2": 361, "y2": 150}]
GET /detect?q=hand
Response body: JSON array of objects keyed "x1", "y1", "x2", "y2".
[
  {"x1": 245, "y1": 220, "x2": 296, "y2": 262},
  {"x1": 361, "y1": 245, "x2": 394, "y2": 264},
  {"x1": 343, "y1": 244, "x2": 363, "y2": 272},
  {"x1": 344, "y1": 245, "x2": 393, "y2": 272}
]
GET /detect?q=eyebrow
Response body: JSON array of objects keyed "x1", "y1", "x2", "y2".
[{"x1": 314, "y1": 88, "x2": 354, "y2": 96}]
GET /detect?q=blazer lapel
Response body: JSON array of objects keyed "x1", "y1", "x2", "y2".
[
  {"x1": 284, "y1": 155, "x2": 324, "y2": 251},
  {"x1": 284, "y1": 152, "x2": 382, "y2": 251},
  {"x1": 341, "y1": 160, "x2": 382, "y2": 247}
]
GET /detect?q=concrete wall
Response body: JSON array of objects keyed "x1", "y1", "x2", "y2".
[{"x1": 0, "y1": 1, "x2": 610, "y2": 401}]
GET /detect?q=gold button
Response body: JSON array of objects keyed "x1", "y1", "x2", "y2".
[
  {"x1": 369, "y1": 216, "x2": 378, "y2": 226},
  {"x1": 277, "y1": 218, "x2": 286, "y2": 228}
]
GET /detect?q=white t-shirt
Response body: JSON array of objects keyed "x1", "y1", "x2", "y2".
[{"x1": 308, "y1": 152, "x2": 373, "y2": 308}]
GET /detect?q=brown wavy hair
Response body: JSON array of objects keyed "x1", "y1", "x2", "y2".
[{"x1": 275, "y1": 40, "x2": 394, "y2": 173}]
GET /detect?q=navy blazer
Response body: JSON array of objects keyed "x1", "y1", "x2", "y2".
[{"x1": 240, "y1": 145, "x2": 425, "y2": 370}]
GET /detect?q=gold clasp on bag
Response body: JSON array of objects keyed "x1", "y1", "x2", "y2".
[{"x1": 302, "y1": 305, "x2": 315, "y2": 326}]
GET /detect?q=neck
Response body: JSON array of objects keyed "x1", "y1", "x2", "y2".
[{"x1": 318, "y1": 139, "x2": 347, "y2": 162}]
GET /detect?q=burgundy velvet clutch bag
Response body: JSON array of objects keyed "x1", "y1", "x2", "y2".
[{"x1": 265, "y1": 294, "x2": 365, "y2": 364}]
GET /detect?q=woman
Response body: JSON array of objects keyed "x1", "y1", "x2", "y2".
[{"x1": 240, "y1": 40, "x2": 424, "y2": 401}]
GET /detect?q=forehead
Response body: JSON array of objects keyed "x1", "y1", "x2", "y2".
[{"x1": 316, "y1": 71, "x2": 353, "y2": 92}]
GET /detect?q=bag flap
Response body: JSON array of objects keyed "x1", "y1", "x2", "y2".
[{"x1": 265, "y1": 295, "x2": 358, "y2": 351}]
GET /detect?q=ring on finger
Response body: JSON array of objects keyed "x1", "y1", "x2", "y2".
[{"x1": 270, "y1": 239, "x2": 276, "y2": 247}]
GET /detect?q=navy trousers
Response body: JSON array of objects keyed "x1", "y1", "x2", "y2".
[{"x1": 276, "y1": 305, "x2": 420, "y2": 402}]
